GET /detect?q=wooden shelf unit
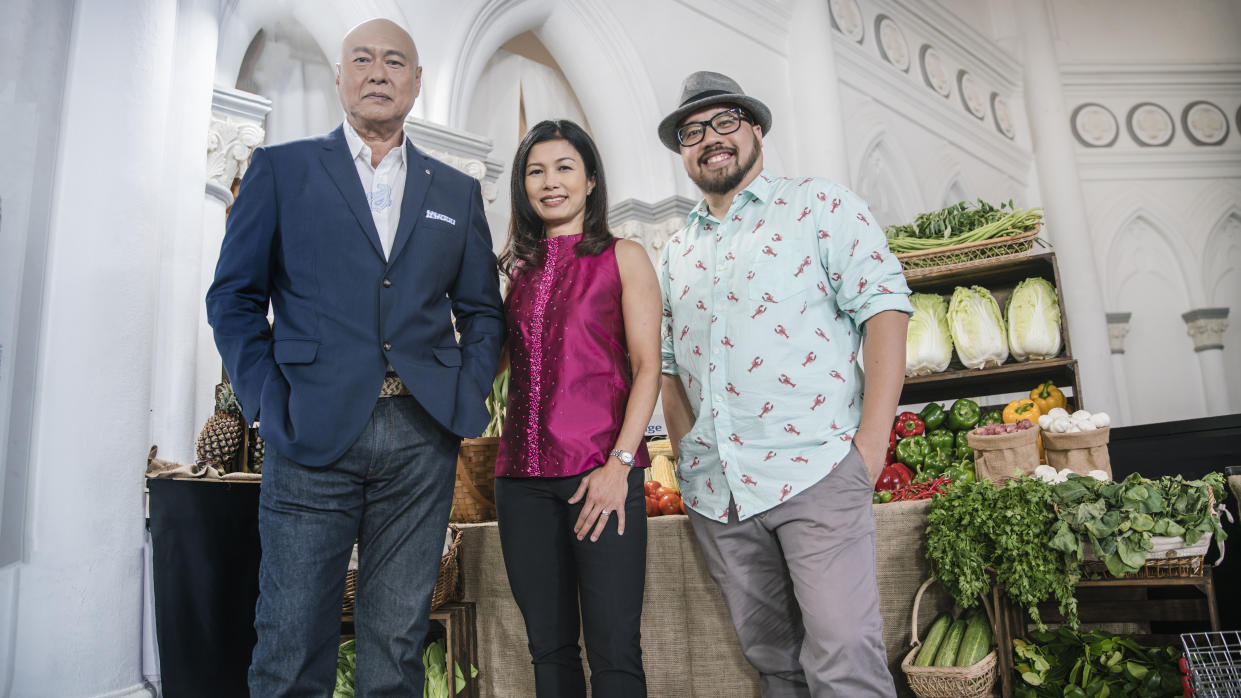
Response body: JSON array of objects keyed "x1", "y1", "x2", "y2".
[{"x1": 899, "y1": 252, "x2": 1084, "y2": 409}]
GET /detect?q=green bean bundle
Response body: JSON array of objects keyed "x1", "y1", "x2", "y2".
[{"x1": 884, "y1": 200, "x2": 1043, "y2": 254}]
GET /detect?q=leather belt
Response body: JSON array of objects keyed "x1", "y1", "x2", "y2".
[{"x1": 379, "y1": 374, "x2": 411, "y2": 398}]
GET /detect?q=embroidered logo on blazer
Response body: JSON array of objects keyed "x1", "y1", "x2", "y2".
[{"x1": 425, "y1": 210, "x2": 456, "y2": 226}]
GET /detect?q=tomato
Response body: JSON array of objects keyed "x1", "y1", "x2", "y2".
[
  {"x1": 644, "y1": 480, "x2": 662, "y2": 497},
  {"x1": 659, "y1": 492, "x2": 682, "y2": 516},
  {"x1": 646, "y1": 496, "x2": 661, "y2": 517}
]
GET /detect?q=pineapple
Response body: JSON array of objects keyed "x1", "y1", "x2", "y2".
[
  {"x1": 247, "y1": 429, "x2": 265, "y2": 473},
  {"x1": 196, "y1": 383, "x2": 246, "y2": 472}
]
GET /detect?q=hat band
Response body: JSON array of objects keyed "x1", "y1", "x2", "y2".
[{"x1": 679, "y1": 88, "x2": 737, "y2": 108}]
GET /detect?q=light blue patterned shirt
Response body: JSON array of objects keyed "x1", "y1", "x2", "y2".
[{"x1": 659, "y1": 170, "x2": 913, "y2": 521}]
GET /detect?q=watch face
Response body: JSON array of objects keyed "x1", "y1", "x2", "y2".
[{"x1": 614, "y1": 450, "x2": 634, "y2": 465}]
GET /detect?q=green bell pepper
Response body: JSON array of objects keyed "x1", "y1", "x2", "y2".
[
  {"x1": 955, "y1": 430, "x2": 974, "y2": 459},
  {"x1": 979, "y1": 409, "x2": 1003, "y2": 426},
  {"x1": 947, "y1": 398, "x2": 981, "y2": 431},
  {"x1": 950, "y1": 458, "x2": 977, "y2": 483},
  {"x1": 918, "y1": 403, "x2": 946, "y2": 432},
  {"x1": 944, "y1": 464, "x2": 976, "y2": 484},
  {"x1": 927, "y1": 428, "x2": 955, "y2": 456},
  {"x1": 894, "y1": 435, "x2": 928, "y2": 469},
  {"x1": 922, "y1": 450, "x2": 951, "y2": 477}
]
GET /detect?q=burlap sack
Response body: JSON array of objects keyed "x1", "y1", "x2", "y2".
[
  {"x1": 967, "y1": 426, "x2": 1041, "y2": 484},
  {"x1": 1042, "y1": 427, "x2": 1111, "y2": 477}
]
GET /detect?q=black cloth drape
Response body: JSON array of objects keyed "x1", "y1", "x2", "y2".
[{"x1": 148, "y1": 478, "x2": 261, "y2": 698}]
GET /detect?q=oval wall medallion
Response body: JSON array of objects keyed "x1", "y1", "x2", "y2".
[
  {"x1": 1127, "y1": 102, "x2": 1175, "y2": 147},
  {"x1": 875, "y1": 15, "x2": 910, "y2": 72},
  {"x1": 1070, "y1": 103, "x2": 1119, "y2": 147},
  {"x1": 991, "y1": 93, "x2": 1015, "y2": 139},
  {"x1": 919, "y1": 45, "x2": 951, "y2": 98},
  {"x1": 1182, "y1": 101, "x2": 1229, "y2": 145},
  {"x1": 829, "y1": 0, "x2": 865, "y2": 44},
  {"x1": 957, "y1": 70, "x2": 986, "y2": 120}
]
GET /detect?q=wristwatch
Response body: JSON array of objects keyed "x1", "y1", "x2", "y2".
[{"x1": 608, "y1": 449, "x2": 635, "y2": 465}]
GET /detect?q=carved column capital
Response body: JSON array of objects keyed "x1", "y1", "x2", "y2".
[
  {"x1": 206, "y1": 88, "x2": 271, "y2": 205},
  {"x1": 1182, "y1": 307, "x2": 1229, "y2": 352},
  {"x1": 609, "y1": 196, "x2": 697, "y2": 261},
  {"x1": 1105, "y1": 312, "x2": 1132, "y2": 354},
  {"x1": 404, "y1": 117, "x2": 502, "y2": 203}
]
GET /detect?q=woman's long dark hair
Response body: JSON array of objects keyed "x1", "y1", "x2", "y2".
[{"x1": 498, "y1": 119, "x2": 613, "y2": 280}]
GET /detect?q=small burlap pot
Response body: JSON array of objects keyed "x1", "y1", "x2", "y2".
[
  {"x1": 1041, "y1": 427, "x2": 1111, "y2": 478},
  {"x1": 451, "y1": 437, "x2": 498, "y2": 523},
  {"x1": 967, "y1": 426, "x2": 1041, "y2": 484}
]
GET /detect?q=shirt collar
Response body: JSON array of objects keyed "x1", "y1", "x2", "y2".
[
  {"x1": 687, "y1": 168, "x2": 777, "y2": 226},
  {"x1": 342, "y1": 120, "x2": 408, "y2": 166}
]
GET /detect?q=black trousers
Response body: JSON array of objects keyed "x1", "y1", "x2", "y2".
[{"x1": 495, "y1": 467, "x2": 648, "y2": 698}]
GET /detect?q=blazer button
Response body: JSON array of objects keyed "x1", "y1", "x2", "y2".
[
  {"x1": 383, "y1": 342, "x2": 392, "y2": 351},
  {"x1": 383, "y1": 278, "x2": 392, "y2": 288}
]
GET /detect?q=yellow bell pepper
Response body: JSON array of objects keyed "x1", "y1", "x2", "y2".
[
  {"x1": 1030, "y1": 381, "x2": 1067, "y2": 415},
  {"x1": 1003, "y1": 398, "x2": 1041, "y2": 424}
]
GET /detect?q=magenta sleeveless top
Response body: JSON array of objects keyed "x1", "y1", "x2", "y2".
[{"x1": 496, "y1": 234, "x2": 651, "y2": 478}]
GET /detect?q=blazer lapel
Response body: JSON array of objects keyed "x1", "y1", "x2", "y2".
[
  {"x1": 386, "y1": 142, "x2": 431, "y2": 267},
  {"x1": 319, "y1": 126, "x2": 385, "y2": 260}
]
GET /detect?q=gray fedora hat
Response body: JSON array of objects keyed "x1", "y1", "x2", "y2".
[{"x1": 657, "y1": 70, "x2": 772, "y2": 152}]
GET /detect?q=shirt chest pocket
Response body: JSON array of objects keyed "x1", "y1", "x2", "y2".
[{"x1": 745, "y1": 255, "x2": 812, "y2": 304}]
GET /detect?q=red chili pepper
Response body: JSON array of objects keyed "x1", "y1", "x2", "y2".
[{"x1": 894, "y1": 412, "x2": 925, "y2": 438}]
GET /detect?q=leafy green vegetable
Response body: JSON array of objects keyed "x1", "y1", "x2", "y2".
[
  {"x1": 906, "y1": 293, "x2": 954, "y2": 376},
  {"x1": 1013, "y1": 628, "x2": 1182, "y2": 697},
  {"x1": 925, "y1": 479, "x2": 997, "y2": 609},
  {"x1": 1006, "y1": 277, "x2": 1062, "y2": 361},
  {"x1": 335, "y1": 639, "x2": 357, "y2": 698},
  {"x1": 947, "y1": 286, "x2": 1008, "y2": 369},
  {"x1": 423, "y1": 638, "x2": 479, "y2": 698},
  {"x1": 990, "y1": 479, "x2": 1079, "y2": 629}
]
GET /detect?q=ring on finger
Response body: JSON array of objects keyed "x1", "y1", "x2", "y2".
[{"x1": 600, "y1": 509, "x2": 611, "y2": 516}]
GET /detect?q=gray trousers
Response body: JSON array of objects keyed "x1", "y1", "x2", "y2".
[{"x1": 686, "y1": 446, "x2": 896, "y2": 698}]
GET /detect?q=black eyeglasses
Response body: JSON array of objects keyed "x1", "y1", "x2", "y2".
[{"x1": 676, "y1": 108, "x2": 751, "y2": 147}]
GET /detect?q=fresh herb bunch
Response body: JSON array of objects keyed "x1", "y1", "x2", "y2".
[
  {"x1": 926, "y1": 478, "x2": 1078, "y2": 628},
  {"x1": 924, "y1": 478, "x2": 997, "y2": 609},
  {"x1": 1048, "y1": 472, "x2": 1227, "y2": 578},
  {"x1": 883, "y1": 199, "x2": 1043, "y2": 253},
  {"x1": 991, "y1": 478, "x2": 1078, "y2": 629},
  {"x1": 1013, "y1": 627, "x2": 1183, "y2": 698}
]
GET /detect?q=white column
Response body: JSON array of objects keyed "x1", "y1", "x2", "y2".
[
  {"x1": 147, "y1": 0, "x2": 227, "y2": 465},
  {"x1": 1182, "y1": 308, "x2": 1231, "y2": 416},
  {"x1": 197, "y1": 89, "x2": 271, "y2": 442},
  {"x1": 787, "y1": 0, "x2": 853, "y2": 183},
  {"x1": 1016, "y1": 0, "x2": 1119, "y2": 413},
  {"x1": 1106, "y1": 312, "x2": 1133, "y2": 426},
  {"x1": 10, "y1": 0, "x2": 177, "y2": 694}
]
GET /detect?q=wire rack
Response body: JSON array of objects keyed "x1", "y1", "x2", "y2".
[{"x1": 1182, "y1": 631, "x2": 1241, "y2": 697}]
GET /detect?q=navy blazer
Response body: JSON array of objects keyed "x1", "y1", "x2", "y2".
[{"x1": 206, "y1": 125, "x2": 505, "y2": 467}]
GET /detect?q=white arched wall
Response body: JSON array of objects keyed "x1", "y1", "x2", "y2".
[
  {"x1": 1201, "y1": 210, "x2": 1241, "y2": 412},
  {"x1": 1107, "y1": 213, "x2": 1208, "y2": 423},
  {"x1": 852, "y1": 129, "x2": 922, "y2": 229}
]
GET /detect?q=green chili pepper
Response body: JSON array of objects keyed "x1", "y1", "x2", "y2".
[
  {"x1": 978, "y1": 409, "x2": 1003, "y2": 426},
  {"x1": 955, "y1": 430, "x2": 974, "y2": 458},
  {"x1": 918, "y1": 403, "x2": 946, "y2": 432},
  {"x1": 895, "y1": 435, "x2": 929, "y2": 469},
  {"x1": 928, "y1": 428, "x2": 955, "y2": 456},
  {"x1": 947, "y1": 398, "x2": 981, "y2": 431}
]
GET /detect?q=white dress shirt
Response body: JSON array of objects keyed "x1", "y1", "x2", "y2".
[{"x1": 342, "y1": 120, "x2": 408, "y2": 260}]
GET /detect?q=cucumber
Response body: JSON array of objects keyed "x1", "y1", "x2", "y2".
[
  {"x1": 933, "y1": 619, "x2": 967, "y2": 667},
  {"x1": 954, "y1": 611, "x2": 994, "y2": 666},
  {"x1": 914, "y1": 614, "x2": 953, "y2": 667}
]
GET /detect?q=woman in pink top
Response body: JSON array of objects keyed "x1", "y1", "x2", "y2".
[{"x1": 494, "y1": 120, "x2": 661, "y2": 697}]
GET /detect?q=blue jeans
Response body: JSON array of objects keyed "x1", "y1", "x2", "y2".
[{"x1": 249, "y1": 396, "x2": 458, "y2": 697}]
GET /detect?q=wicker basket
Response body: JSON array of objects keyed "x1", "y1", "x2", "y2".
[
  {"x1": 451, "y1": 437, "x2": 499, "y2": 523},
  {"x1": 1082, "y1": 532, "x2": 1212, "y2": 579},
  {"x1": 901, "y1": 577, "x2": 999, "y2": 698},
  {"x1": 341, "y1": 525, "x2": 463, "y2": 617},
  {"x1": 898, "y1": 225, "x2": 1042, "y2": 278}
]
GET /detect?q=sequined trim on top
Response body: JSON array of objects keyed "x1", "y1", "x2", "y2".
[{"x1": 522, "y1": 235, "x2": 563, "y2": 475}]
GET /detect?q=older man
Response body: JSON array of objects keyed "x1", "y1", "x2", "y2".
[
  {"x1": 207, "y1": 19, "x2": 504, "y2": 696},
  {"x1": 657, "y1": 71, "x2": 911, "y2": 696}
]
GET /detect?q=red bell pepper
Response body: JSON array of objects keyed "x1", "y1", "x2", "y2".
[
  {"x1": 875, "y1": 462, "x2": 914, "y2": 492},
  {"x1": 894, "y1": 412, "x2": 924, "y2": 438}
]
